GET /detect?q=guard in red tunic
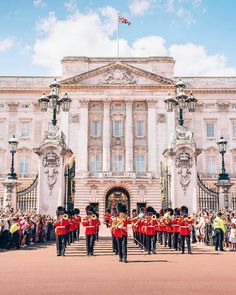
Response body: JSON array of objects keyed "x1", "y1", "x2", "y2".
[
  {"x1": 104, "y1": 208, "x2": 111, "y2": 228},
  {"x1": 178, "y1": 206, "x2": 192, "y2": 254},
  {"x1": 172, "y1": 208, "x2": 181, "y2": 251},
  {"x1": 113, "y1": 202, "x2": 129, "y2": 263},
  {"x1": 54, "y1": 210, "x2": 70, "y2": 257},
  {"x1": 74, "y1": 208, "x2": 81, "y2": 241},
  {"x1": 144, "y1": 206, "x2": 156, "y2": 254},
  {"x1": 82, "y1": 205, "x2": 98, "y2": 256}
]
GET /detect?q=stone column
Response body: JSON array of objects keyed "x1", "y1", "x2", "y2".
[
  {"x1": 102, "y1": 98, "x2": 111, "y2": 173},
  {"x1": 215, "y1": 181, "x2": 233, "y2": 210},
  {"x1": 147, "y1": 99, "x2": 157, "y2": 176},
  {"x1": 125, "y1": 98, "x2": 133, "y2": 173},
  {"x1": 78, "y1": 99, "x2": 89, "y2": 175}
]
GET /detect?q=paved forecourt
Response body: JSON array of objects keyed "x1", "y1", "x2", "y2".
[{"x1": 0, "y1": 225, "x2": 235, "y2": 295}]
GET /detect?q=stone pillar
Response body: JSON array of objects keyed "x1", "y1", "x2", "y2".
[
  {"x1": 3, "y1": 178, "x2": 18, "y2": 211},
  {"x1": 102, "y1": 98, "x2": 111, "y2": 172},
  {"x1": 34, "y1": 125, "x2": 71, "y2": 217},
  {"x1": 147, "y1": 99, "x2": 157, "y2": 176},
  {"x1": 163, "y1": 126, "x2": 202, "y2": 213},
  {"x1": 215, "y1": 181, "x2": 233, "y2": 210},
  {"x1": 61, "y1": 111, "x2": 69, "y2": 145},
  {"x1": 78, "y1": 99, "x2": 89, "y2": 175},
  {"x1": 125, "y1": 98, "x2": 133, "y2": 173}
]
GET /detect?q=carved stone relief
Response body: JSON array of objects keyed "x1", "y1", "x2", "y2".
[
  {"x1": 176, "y1": 151, "x2": 193, "y2": 193},
  {"x1": 100, "y1": 69, "x2": 136, "y2": 85},
  {"x1": 42, "y1": 151, "x2": 60, "y2": 196}
]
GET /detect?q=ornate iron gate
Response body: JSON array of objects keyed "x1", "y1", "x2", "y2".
[
  {"x1": 64, "y1": 157, "x2": 75, "y2": 211},
  {"x1": 16, "y1": 174, "x2": 38, "y2": 211},
  {"x1": 160, "y1": 162, "x2": 171, "y2": 210},
  {"x1": 197, "y1": 174, "x2": 219, "y2": 211}
]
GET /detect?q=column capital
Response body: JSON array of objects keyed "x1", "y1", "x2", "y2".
[
  {"x1": 146, "y1": 98, "x2": 158, "y2": 108},
  {"x1": 78, "y1": 98, "x2": 89, "y2": 108},
  {"x1": 102, "y1": 97, "x2": 112, "y2": 106},
  {"x1": 124, "y1": 97, "x2": 134, "y2": 106}
]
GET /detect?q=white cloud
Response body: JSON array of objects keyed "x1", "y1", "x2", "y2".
[
  {"x1": 0, "y1": 38, "x2": 14, "y2": 52},
  {"x1": 32, "y1": 9, "x2": 236, "y2": 76},
  {"x1": 65, "y1": 0, "x2": 78, "y2": 12},
  {"x1": 129, "y1": 0, "x2": 153, "y2": 16},
  {"x1": 33, "y1": 0, "x2": 46, "y2": 8},
  {"x1": 177, "y1": 7, "x2": 196, "y2": 25}
]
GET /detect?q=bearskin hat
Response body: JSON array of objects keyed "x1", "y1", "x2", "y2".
[
  {"x1": 174, "y1": 208, "x2": 180, "y2": 216},
  {"x1": 116, "y1": 202, "x2": 127, "y2": 214},
  {"x1": 180, "y1": 206, "x2": 188, "y2": 215},
  {"x1": 74, "y1": 208, "x2": 80, "y2": 215},
  {"x1": 105, "y1": 208, "x2": 111, "y2": 214},
  {"x1": 85, "y1": 205, "x2": 95, "y2": 215},
  {"x1": 155, "y1": 212, "x2": 160, "y2": 218},
  {"x1": 56, "y1": 206, "x2": 65, "y2": 217}
]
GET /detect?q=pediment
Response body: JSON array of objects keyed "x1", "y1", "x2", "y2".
[{"x1": 60, "y1": 62, "x2": 173, "y2": 86}]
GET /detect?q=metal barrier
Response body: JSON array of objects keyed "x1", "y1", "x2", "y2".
[
  {"x1": 197, "y1": 174, "x2": 219, "y2": 211},
  {"x1": 16, "y1": 174, "x2": 38, "y2": 211}
]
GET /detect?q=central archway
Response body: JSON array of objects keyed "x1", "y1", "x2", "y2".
[{"x1": 105, "y1": 187, "x2": 130, "y2": 216}]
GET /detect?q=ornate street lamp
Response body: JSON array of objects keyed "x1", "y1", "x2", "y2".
[
  {"x1": 38, "y1": 79, "x2": 71, "y2": 126},
  {"x1": 164, "y1": 79, "x2": 197, "y2": 126},
  {"x1": 217, "y1": 136, "x2": 229, "y2": 181},
  {"x1": 8, "y1": 135, "x2": 19, "y2": 179}
]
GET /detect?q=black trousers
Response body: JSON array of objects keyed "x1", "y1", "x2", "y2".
[
  {"x1": 117, "y1": 236, "x2": 127, "y2": 261},
  {"x1": 8, "y1": 232, "x2": 20, "y2": 249},
  {"x1": 56, "y1": 235, "x2": 66, "y2": 255},
  {"x1": 0, "y1": 230, "x2": 10, "y2": 249},
  {"x1": 173, "y1": 232, "x2": 180, "y2": 251},
  {"x1": 164, "y1": 232, "x2": 168, "y2": 247},
  {"x1": 112, "y1": 233, "x2": 118, "y2": 253},
  {"x1": 158, "y1": 231, "x2": 163, "y2": 245},
  {"x1": 147, "y1": 235, "x2": 156, "y2": 253},
  {"x1": 86, "y1": 234, "x2": 95, "y2": 255},
  {"x1": 215, "y1": 228, "x2": 224, "y2": 251},
  {"x1": 181, "y1": 235, "x2": 191, "y2": 253},
  {"x1": 168, "y1": 232, "x2": 172, "y2": 248}
]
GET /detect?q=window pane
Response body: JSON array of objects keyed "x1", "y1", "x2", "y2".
[
  {"x1": 92, "y1": 121, "x2": 100, "y2": 137},
  {"x1": 113, "y1": 155, "x2": 123, "y2": 171},
  {"x1": 207, "y1": 156, "x2": 216, "y2": 173},
  {"x1": 206, "y1": 123, "x2": 214, "y2": 138},
  {"x1": 136, "y1": 155, "x2": 145, "y2": 172},
  {"x1": 91, "y1": 155, "x2": 100, "y2": 172},
  {"x1": 233, "y1": 123, "x2": 236, "y2": 138},
  {"x1": 20, "y1": 157, "x2": 29, "y2": 174},
  {"x1": 113, "y1": 120, "x2": 122, "y2": 137},
  {"x1": 21, "y1": 123, "x2": 30, "y2": 137},
  {"x1": 136, "y1": 121, "x2": 144, "y2": 137}
]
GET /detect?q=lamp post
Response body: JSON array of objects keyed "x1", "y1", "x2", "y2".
[
  {"x1": 164, "y1": 79, "x2": 197, "y2": 126},
  {"x1": 8, "y1": 135, "x2": 19, "y2": 180},
  {"x1": 217, "y1": 136, "x2": 230, "y2": 181},
  {"x1": 38, "y1": 79, "x2": 71, "y2": 126}
]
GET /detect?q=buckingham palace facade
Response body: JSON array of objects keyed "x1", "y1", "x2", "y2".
[{"x1": 1, "y1": 56, "x2": 236, "y2": 214}]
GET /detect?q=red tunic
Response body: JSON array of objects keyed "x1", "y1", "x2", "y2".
[
  {"x1": 54, "y1": 219, "x2": 70, "y2": 236},
  {"x1": 82, "y1": 218, "x2": 97, "y2": 235},
  {"x1": 178, "y1": 217, "x2": 192, "y2": 236},
  {"x1": 172, "y1": 217, "x2": 180, "y2": 233}
]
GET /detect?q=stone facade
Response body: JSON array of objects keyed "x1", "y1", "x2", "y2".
[{"x1": 1, "y1": 56, "x2": 236, "y2": 213}]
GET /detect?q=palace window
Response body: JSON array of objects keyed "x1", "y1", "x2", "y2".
[
  {"x1": 19, "y1": 156, "x2": 29, "y2": 174},
  {"x1": 232, "y1": 122, "x2": 236, "y2": 138},
  {"x1": 21, "y1": 122, "x2": 30, "y2": 138},
  {"x1": 206, "y1": 122, "x2": 215, "y2": 138},
  {"x1": 113, "y1": 155, "x2": 123, "y2": 172},
  {"x1": 113, "y1": 120, "x2": 122, "y2": 137},
  {"x1": 207, "y1": 156, "x2": 216, "y2": 173},
  {"x1": 91, "y1": 120, "x2": 100, "y2": 137},
  {"x1": 136, "y1": 120, "x2": 144, "y2": 137},
  {"x1": 135, "y1": 155, "x2": 145, "y2": 172},
  {"x1": 90, "y1": 154, "x2": 101, "y2": 172},
  {"x1": 0, "y1": 122, "x2": 5, "y2": 138}
]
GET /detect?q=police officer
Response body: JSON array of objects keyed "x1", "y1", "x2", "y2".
[{"x1": 213, "y1": 211, "x2": 226, "y2": 251}]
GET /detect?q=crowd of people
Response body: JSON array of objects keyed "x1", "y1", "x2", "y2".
[{"x1": 0, "y1": 209, "x2": 54, "y2": 250}]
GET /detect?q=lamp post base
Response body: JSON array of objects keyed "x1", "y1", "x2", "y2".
[{"x1": 7, "y1": 173, "x2": 17, "y2": 180}]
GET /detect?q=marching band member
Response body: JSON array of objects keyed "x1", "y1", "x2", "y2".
[
  {"x1": 53, "y1": 208, "x2": 70, "y2": 257},
  {"x1": 172, "y1": 208, "x2": 181, "y2": 251},
  {"x1": 164, "y1": 208, "x2": 174, "y2": 249},
  {"x1": 82, "y1": 205, "x2": 98, "y2": 256},
  {"x1": 74, "y1": 208, "x2": 81, "y2": 241},
  {"x1": 104, "y1": 208, "x2": 111, "y2": 228},
  {"x1": 158, "y1": 209, "x2": 164, "y2": 245},
  {"x1": 111, "y1": 208, "x2": 119, "y2": 255},
  {"x1": 113, "y1": 202, "x2": 129, "y2": 263},
  {"x1": 95, "y1": 213, "x2": 100, "y2": 241},
  {"x1": 178, "y1": 206, "x2": 192, "y2": 254},
  {"x1": 144, "y1": 207, "x2": 157, "y2": 254}
]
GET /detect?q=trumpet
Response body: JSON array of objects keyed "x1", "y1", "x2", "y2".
[{"x1": 91, "y1": 214, "x2": 97, "y2": 220}]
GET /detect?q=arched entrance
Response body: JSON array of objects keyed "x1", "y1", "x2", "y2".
[{"x1": 105, "y1": 187, "x2": 130, "y2": 216}]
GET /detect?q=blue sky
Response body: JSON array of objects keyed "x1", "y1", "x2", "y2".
[{"x1": 0, "y1": 0, "x2": 236, "y2": 76}]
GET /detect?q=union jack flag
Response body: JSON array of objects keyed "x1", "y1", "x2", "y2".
[{"x1": 118, "y1": 17, "x2": 131, "y2": 26}]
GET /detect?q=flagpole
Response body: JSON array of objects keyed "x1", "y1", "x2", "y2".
[{"x1": 117, "y1": 10, "x2": 119, "y2": 58}]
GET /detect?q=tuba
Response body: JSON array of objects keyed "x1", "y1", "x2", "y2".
[
  {"x1": 91, "y1": 214, "x2": 97, "y2": 220},
  {"x1": 63, "y1": 214, "x2": 68, "y2": 220},
  {"x1": 152, "y1": 214, "x2": 157, "y2": 221}
]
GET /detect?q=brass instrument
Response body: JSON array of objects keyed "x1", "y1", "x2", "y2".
[
  {"x1": 91, "y1": 214, "x2": 97, "y2": 220},
  {"x1": 116, "y1": 216, "x2": 125, "y2": 229},
  {"x1": 63, "y1": 214, "x2": 68, "y2": 220},
  {"x1": 151, "y1": 214, "x2": 157, "y2": 221}
]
